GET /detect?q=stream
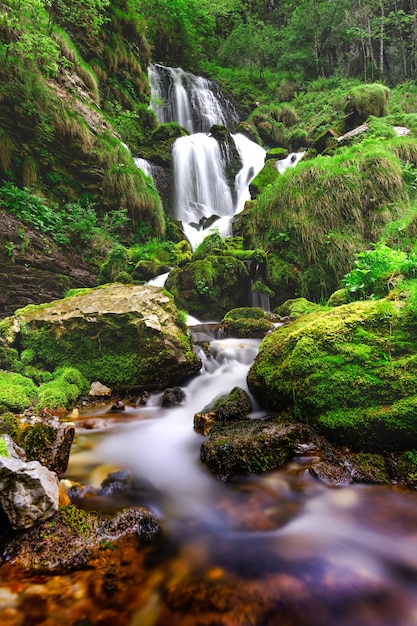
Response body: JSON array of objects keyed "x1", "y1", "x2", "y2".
[{"x1": 65, "y1": 323, "x2": 417, "y2": 626}]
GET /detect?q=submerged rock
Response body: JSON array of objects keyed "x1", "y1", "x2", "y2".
[
  {"x1": 1, "y1": 504, "x2": 159, "y2": 572},
  {"x1": 161, "y1": 387, "x2": 185, "y2": 407},
  {"x1": 2, "y1": 283, "x2": 201, "y2": 391},
  {"x1": 0, "y1": 457, "x2": 59, "y2": 529}
]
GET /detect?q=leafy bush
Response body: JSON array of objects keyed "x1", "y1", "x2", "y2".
[{"x1": 342, "y1": 244, "x2": 417, "y2": 300}]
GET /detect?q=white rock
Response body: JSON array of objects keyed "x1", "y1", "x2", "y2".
[
  {"x1": 0, "y1": 457, "x2": 59, "y2": 529},
  {"x1": 89, "y1": 381, "x2": 113, "y2": 396}
]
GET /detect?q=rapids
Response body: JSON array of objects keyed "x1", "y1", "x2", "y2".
[{"x1": 65, "y1": 323, "x2": 417, "y2": 626}]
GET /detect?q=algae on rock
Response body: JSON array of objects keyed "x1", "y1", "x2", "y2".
[
  {"x1": 247, "y1": 294, "x2": 417, "y2": 451},
  {"x1": 3, "y1": 284, "x2": 201, "y2": 391}
]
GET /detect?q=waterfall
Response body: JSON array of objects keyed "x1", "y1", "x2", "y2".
[
  {"x1": 149, "y1": 64, "x2": 266, "y2": 252},
  {"x1": 149, "y1": 64, "x2": 239, "y2": 134}
]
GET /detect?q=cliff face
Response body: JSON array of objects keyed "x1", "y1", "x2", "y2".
[
  {"x1": 0, "y1": 2, "x2": 167, "y2": 316},
  {"x1": 0, "y1": 212, "x2": 96, "y2": 318}
]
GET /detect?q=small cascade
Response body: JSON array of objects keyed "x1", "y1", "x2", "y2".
[
  {"x1": 173, "y1": 133, "x2": 234, "y2": 226},
  {"x1": 233, "y1": 133, "x2": 267, "y2": 213},
  {"x1": 134, "y1": 157, "x2": 155, "y2": 181},
  {"x1": 149, "y1": 64, "x2": 239, "y2": 133},
  {"x1": 277, "y1": 151, "x2": 306, "y2": 173}
]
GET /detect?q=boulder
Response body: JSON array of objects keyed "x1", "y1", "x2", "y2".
[
  {"x1": 165, "y1": 255, "x2": 249, "y2": 320},
  {"x1": 1, "y1": 504, "x2": 159, "y2": 572},
  {"x1": 0, "y1": 457, "x2": 59, "y2": 529},
  {"x1": 248, "y1": 294, "x2": 417, "y2": 451},
  {"x1": 161, "y1": 387, "x2": 185, "y2": 407},
  {"x1": 194, "y1": 386, "x2": 252, "y2": 436},
  {"x1": 200, "y1": 416, "x2": 312, "y2": 481},
  {"x1": 2, "y1": 283, "x2": 201, "y2": 391}
]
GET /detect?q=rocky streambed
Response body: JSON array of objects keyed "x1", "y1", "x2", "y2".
[{"x1": 1, "y1": 288, "x2": 417, "y2": 625}]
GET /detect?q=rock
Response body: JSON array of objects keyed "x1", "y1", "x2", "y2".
[
  {"x1": 0, "y1": 457, "x2": 59, "y2": 529},
  {"x1": 3, "y1": 283, "x2": 201, "y2": 391},
  {"x1": 194, "y1": 386, "x2": 253, "y2": 436},
  {"x1": 248, "y1": 295, "x2": 417, "y2": 451},
  {"x1": 200, "y1": 416, "x2": 312, "y2": 481},
  {"x1": 165, "y1": 255, "x2": 249, "y2": 320},
  {"x1": 1, "y1": 504, "x2": 159, "y2": 572},
  {"x1": 18, "y1": 419, "x2": 75, "y2": 476},
  {"x1": 109, "y1": 400, "x2": 125, "y2": 412},
  {"x1": 161, "y1": 387, "x2": 185, "y2": 407},
  {"x1": 0, "y1": 212, "x2": 96, "y2": 319},
  {"x1": 89, "y1": 381, "x2": 113, "y2": 397},
  {"x1": 222, "y1": 307, "x2": 274, "y2": 338}
]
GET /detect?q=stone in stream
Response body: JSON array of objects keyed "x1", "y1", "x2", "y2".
[
  {"x1": 161, "y1": 386, "x2": 186, "y2": 407},
  {"x1": 194, "y1": 386, "x2": 252, "y2": 436},
  {"x1": 0, "y1": 456, "x2": 60, "y2": 529},
  {"x1": 1, "y1": 504, "x2": 159, "y2": 572}
]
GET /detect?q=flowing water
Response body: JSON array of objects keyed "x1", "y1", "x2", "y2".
[
  {"x1": 65, "y1": 325, "x2": 417, "y2": 626},
  {"x1": 7, "y1": 65, "x2": 414, "y2": 625}
]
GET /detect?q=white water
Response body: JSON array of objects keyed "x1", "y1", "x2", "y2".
[
  {"x1": 149, "y1": 64, "x2": 266, "y2": 252},
  {"x1": 66, "y1": 323, "x2": 417, "y2": 625},
  {"x1": 149, "y1": 64, "x2": 237, "y2": 134}
]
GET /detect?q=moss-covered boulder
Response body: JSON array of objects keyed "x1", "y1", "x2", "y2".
[
  {"x1": 275, "y1": 297, "x2": 327, "y2": 320},
  {"x1": 249, "y1": 160, "x2": 279, "y2": 199},
  {"x1": 345, "y1": 83, "x2": 390, "y2": 129},
  {"x1": 194, "y1": 386, "x2": 252, "y2": 436},
  {"x1": 165, "y1": 255, "x2": 249, "y2": 320},
  {"x1": 247, "y1": 295, "x2": 417, "y2": 451},
  {"x1": 222, "y1": 307, "x2": 274, "y2": 338},
  {"x1": 200, "y1": 417, "x2": 312, "y2": 481},
  {"x1": 3, "y1": 284, "x2": 201, "y2": 391}
]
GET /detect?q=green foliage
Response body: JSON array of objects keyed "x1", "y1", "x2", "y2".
[
  {"x1": 343, "y1": 244, "x2": 417, "y2": 300},
  {"x1": 18, "y1": 423, "x2": 55, "y2": 461},
  {"x1": 239, "y1": 139, "x2": 409, "y2": 302},
  {"x1": 0, "y1": 372, "x2": 38, "y2": 412},
  {"x1": 37, "y1": 367, "x2": 89, "y2": 410},
  {"x1": 0, "y1": 438, "x2": 9, "y2": 458}
]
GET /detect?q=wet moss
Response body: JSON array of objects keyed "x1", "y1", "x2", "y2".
[
  {"x1": 18, "y1": 423, "x2": 56, "y2": 462},
  {"x1": 0, "y1": 372, "x2": 38, "y2": 412},
  {"x1": 0, "y1": 437, "x2": 9, "y2": 458},
  {"x1": 222, "y1": 307, "x2": 273, "y2": 338},
  {"x1": 248, "y1": 296, "x2": 417, "y2": 450}
]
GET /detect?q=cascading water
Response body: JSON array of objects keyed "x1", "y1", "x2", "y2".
[
  {"x1": 65, "y1": 321, "x2": 417, "y2": 626},
  {"x1": 149, "y1": 63, "x2": 266, "y2": 251}
]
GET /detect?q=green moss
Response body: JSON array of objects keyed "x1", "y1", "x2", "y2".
[
  {"x1": 397, "y1": 450, "x2": 417, "y2": 486},
  {"x1": 58, "y1": 504, "x2": 95, "y2": 537},
  {"x1": 249, "y1": 160, "x2": 279, "y2": 199},
  {"x1": 165, "y1": 255, "x2": 249, "y2": 320},
  {"x1": 0, "y1": 372, "x2": 38, "y2": 412},
  {"x1": 0, "y1": 411, "x2": 20, "y2": 438},
  {"x1": 275, "y1": 297, "x2": 327, "y2": 319},
  {"x1": 345, "y1": 84, "x2": 390, "y2": 124},
  {"x1": 18, "y1": 423, "x2": 56, "y2": 461},
  {"x1": 222, "y1": 307, "x2": 273, "y2": 338},
  {"x1": 37, "y1": 368, "x2": 90, "y2": 410},
  {"x1": 0, "y1": 437, "x2": 9, "y2": 458}
]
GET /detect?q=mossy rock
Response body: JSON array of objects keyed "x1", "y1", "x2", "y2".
[
  {"x1": 396, "y1": 450, "x2": 417, "y2": 487},
  {"x1": 345, "y1": 84, "x2": 390, "y2": 129},
  {"x1": 194, "y1": 386, "x2": 252, "y2": 435},
  {"x1": 222, "y1": 307, "x2": 274, "y2": 338},
  {"x1": 0, "y1": 372, "x2": 38, "y2": 412},
  {"x1": 265, "y1": 147, "x2": 288, "y2": 161},
  {"x1": 327, "y1": 288, "x2": 351, "y2": 307},
  {"x1": 248, "y1": 296, "x2": 417, "y2": 450},
  {"x1": 275, "y1": 297, "x2": 327, "y2": 320},
  {"x1": 165, "y1": 255, "x2": 249, "y2": 321},
  {"x1": 6, "y1": 284, "x2": 201, "y2": 391},
  {"x1": 200, "y1": 417, "x2": 312, "y2": 481},
  {"x1": 249, "y1": 160, "x2": 279, "y2": 199}
]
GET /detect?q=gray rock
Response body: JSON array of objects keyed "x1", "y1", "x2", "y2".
[{"x1": 0, "y1": 457, "x2": 59, "y2": 529}]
